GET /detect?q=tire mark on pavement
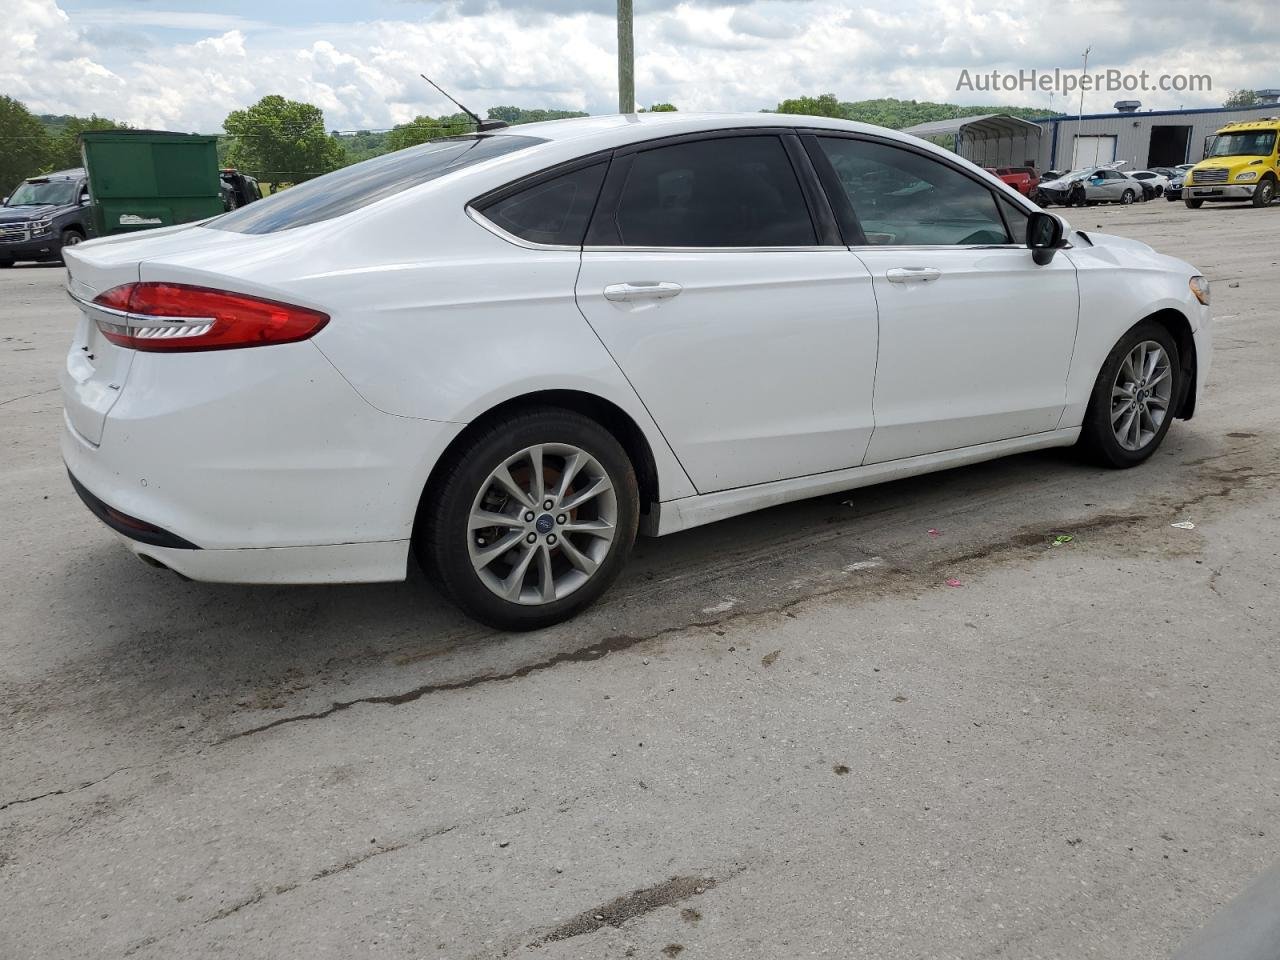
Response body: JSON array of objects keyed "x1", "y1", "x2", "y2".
[{"x1": 532, "y1": 868, "x2": 741, "y2": 946}]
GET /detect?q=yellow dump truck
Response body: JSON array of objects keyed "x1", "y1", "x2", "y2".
[{"x1": 1184, "y1": 117, "x2": 1280, "y2": 208}]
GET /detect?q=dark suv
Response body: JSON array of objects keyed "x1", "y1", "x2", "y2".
[{"x1": 0, "y1": 168, "x2": 95, "y2": 267}]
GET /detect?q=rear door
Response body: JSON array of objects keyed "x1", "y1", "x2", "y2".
[{"x1": 574, "y1": 132, "x2": 880, "y2": 494}]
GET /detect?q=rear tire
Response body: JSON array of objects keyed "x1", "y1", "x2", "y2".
[
  {"x1": 0, "y1": 256, "x2": 13, "y2": 268},
  {"x1": 417, "y1": 407, "x2": 640, "y2": 631},
  {"x1": 1078, "y1": 321, "x2": 1182, "y2": 469},
  {"x1": 1252, "y1": 177, "x2": 1276, "y2": 208},
  {"x1": 1121, "y1": 189, "x2": 1136, "y2": 205}
]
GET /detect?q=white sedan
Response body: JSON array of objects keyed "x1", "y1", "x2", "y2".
[
  {"x1": 1128, "y1": 169, "x2": 1172, "y2": 196},
  {"x1": 61, "y1": 112, "x2": 1212, "y2": 629}
]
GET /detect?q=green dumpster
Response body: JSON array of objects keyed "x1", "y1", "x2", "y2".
[{"x1": 80, "y1": 130, "x2": 224, "y2": 236}]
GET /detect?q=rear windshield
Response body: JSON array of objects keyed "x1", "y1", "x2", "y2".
[{"x1": 207, "y1": 134, "x2": 543, "y2": 234}]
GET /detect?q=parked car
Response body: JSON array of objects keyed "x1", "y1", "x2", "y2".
[
  {"x1": 1166, "y1": 174, "x2": 1185, "y2": 201},
  {"x1": 60, "y1": 113, "x2": 1212, "y2": 629},
  {"x1": 0, "y1": 168, "x2": 94, "y2": 267},
  {"x1": 983, "y1": 166, "x2": 1039, "y2": 196},
  {"x1": 1037, "y1": 167, "x2": 1143, "y2": 206},
  {"x1": 1128, "y1": 170, "x2": 1170, "y2": 197},
  {"x1": 219, "y1": 168, "x2": 262, "y2": 211}
]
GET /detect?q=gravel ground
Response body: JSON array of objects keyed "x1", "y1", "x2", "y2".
[{"x1": 2, "y1": 198, "x2": 1278, "y2": 959}]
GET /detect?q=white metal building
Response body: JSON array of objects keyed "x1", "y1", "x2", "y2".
[{"x1": 905, "y1": 92, "x2": 1280, "y2": 173}]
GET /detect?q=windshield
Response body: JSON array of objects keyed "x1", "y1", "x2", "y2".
[
  {"x1": 208, "y1": 134, "x2": 543, "y2": 234},
  {"x1": 5, "y1": 180, "x2": 77, "y2": 207},
  {"x1": 1207, "y1": 131, "x2": 1277, "y2": 158}
]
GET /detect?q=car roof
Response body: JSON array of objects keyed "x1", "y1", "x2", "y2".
[
  {"x1": 25, "y1": 167, "x2": 86, "y2": 182},
  {"x1": 489, "y1": 111, "x2": 934, "y2": 152}
]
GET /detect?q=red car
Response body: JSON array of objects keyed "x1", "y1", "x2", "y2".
[{"x1": 984, "y1": 166, "x2": 1040, "y2": 196}]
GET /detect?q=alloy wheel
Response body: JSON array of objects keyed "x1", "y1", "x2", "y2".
[
  {"x1": 467, "y1": 443, "x2": 618, "y2": 605},
  {"x1": 1111, "y1": 340, "x2": 1173, "y2": 451}
]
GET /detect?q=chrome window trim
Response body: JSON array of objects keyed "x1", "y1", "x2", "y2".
[{"x1": 464, "y1": 205, "x2": 580, "y2": 252}]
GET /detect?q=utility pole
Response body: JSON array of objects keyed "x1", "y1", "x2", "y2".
[
  {"x1": 1076, "y1": 45, "x2": 1090, "y2": 167},
  {"x1": 617, "y1": 0, "x2": 635, "y2": 113}
]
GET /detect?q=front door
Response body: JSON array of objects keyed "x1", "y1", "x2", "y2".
[
  {"x1": 575, "y1": 134, "x2": 880, "y2": 493},
  {"x1": 807, "y1": 134, "x2": 1080, "y2": 464}
]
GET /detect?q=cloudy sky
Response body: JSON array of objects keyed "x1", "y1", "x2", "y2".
[{"x1": 3, "y1": 0, "x2": 1270, "y2": 132}]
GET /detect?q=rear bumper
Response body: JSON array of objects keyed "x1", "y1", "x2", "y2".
[
  {"x1": 1186, "y1": 183, "x2": 1255, "y2": 199},
  {"x1": 61, "y1": 340, "x2": 466, "y2": 584}
]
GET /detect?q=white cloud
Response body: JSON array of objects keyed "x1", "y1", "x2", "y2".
[{"x1": 0, "y1": 0, "x2": 1265, "y2": 133}]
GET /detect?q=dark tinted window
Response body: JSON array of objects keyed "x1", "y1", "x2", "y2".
[
  {"x1": 477, "y1": 162, "x2": 606, "y2": 246},
  {"x1": 816, "y1": 137, "x2": 1010, "y2": 246},
  {"x1": 208, "y1": 135, "x2": 542, "y2": 235},
  {"x1": 612, "y1": 136, "x2": 816, "y2": 247}
]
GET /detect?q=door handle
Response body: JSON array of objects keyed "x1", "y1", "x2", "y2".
[
  {"x1": 885, "y1": 267, "x2": 942, "y2": 284},
  {"x1": 603, "y1": 281, "x2": 683, "y2": 302}
]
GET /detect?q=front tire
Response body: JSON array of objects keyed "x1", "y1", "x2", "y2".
[
  {"x1": 1078, "y1": 321, "x2": 1182, "y2": 468},
  {"x1": 56, "y1": 228, "x2": 84, "y2": 262},
  {"x1": 0, "y1": 255, "x2": 13, "y2": 268},
  {"x1": 1252, "y1": 177, "x2": 1276, "y2": 208},
  {"x1": 1121, "y1": 189, "x2": 1136, "y2": 205},
  {"x1": 1185, "y1": 198, "x2": 1204, "y2": 209},
  {"x1": 418, "y1": 407, "x2": 640, "y2": 630}
]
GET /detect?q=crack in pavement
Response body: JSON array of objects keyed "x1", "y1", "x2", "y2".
[
  {"x1": 124, "y1": 808, "x2": 533, "y2": 956},
  {"x1": 214, "y1": 624, "x2": 734, "y2": 743},
  {"x1": 0, "y1": 768, "x2": 129, "y2": 813},
  {"x1": 0, "y1": 385, "x2": 58, "y2": 407}
]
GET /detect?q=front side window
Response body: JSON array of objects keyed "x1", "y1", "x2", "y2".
[
  {"x1": 610, "y1": 136, "x2": 817, "y2": 247},
  {"x1": 476, "y1": 162, "x2": 606, "y2": 246},
  {"x1": 208, "y1": 134, "x2": 543, "y2": 235},
  {"x1": 816, "y1": 137, "x2": 1010, "y2": 246}
]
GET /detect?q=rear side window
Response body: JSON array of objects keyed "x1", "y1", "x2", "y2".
[
  {"x1": 476, "y1": 162, "x2": 606, "y2": 246},
  {"x1": 208, "y1": 135, "x2": 543, "y2": 235},
  {"x1": 609, "y1": 136, "x2": 817, "y2": 247}
]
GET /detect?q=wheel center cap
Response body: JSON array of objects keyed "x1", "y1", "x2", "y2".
[{"x1": 535, "y1": 514, "x2": 556, "y2": 534}]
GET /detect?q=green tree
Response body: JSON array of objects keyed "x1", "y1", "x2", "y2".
[
  {"x1": 0, "y1": 96, "x2": 51, "y2": 196},
  {"x1": 775, "y1": 94, "x2": 845, "y2": 118},
  {"x1": 1223, "y1": 89, "x2": 1259, "y2": 108},
  {"x1": 486, "y1": 106, "x2": 589, "y2": 125},
  {"x1": 640, "y1": 103, "x2": 677, "y2": 112},
  {"x1": 384, "y1": 113, "x2": 473, "y2": 151},
  {"x1": 46, "y1": 115, "x2": 129, "y2": 171},
  {"x1": 222, "y1": 95, "x2": 344, "y2": 182}
]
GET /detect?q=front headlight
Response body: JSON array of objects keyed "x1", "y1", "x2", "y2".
[
  {"x1": 1189, "y1": 275, "x2": 1210, "y2": 306},
  {"x1": 1235, "y1": 171, "x2": 1257, "y2": 182},
  {"x1": 30, "y1": 218, "x2": 53, "y2": 233}
]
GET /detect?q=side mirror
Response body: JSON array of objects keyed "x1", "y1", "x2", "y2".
[
  {"x1": 79, "y1": 194, "x2": 91, "y2": 206},
  {"x1": 1027, "y1": 211, "x2": 1068, "y2": 265}
]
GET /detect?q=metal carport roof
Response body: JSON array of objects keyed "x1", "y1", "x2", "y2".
[{"x1": 902, "y1": 114, "x2": 1043, "y2": 140}]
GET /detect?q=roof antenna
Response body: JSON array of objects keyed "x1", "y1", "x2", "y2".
[{"x1": 419, "y1": 74, "x2": 508, "y2": 132}]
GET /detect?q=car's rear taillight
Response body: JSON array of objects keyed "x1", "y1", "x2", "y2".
[{"x1": 91, "y1": 282, "x2": 328, "y2": 352}]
